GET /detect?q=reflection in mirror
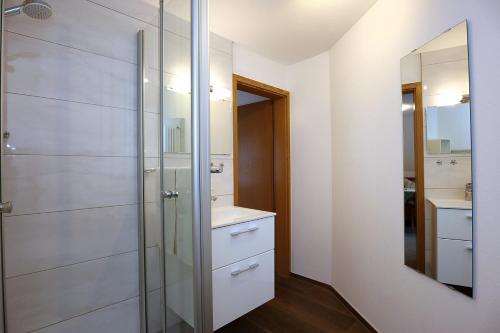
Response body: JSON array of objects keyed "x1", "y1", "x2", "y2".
[
  {"x1": 162, "y1": 85, "x2": 233, "y2": 155},
  {"x1": 401, "y1": 21, "x2": 473, "y2": 297},
  {"x1": 164, "y1": 89, "x2": 190, "y2": 153},
  {"x1": 210, "y1": 99, "x2": 233, "y2": 154},
  {"x1": 426, "y1": 103, "x2": 471, "y2": 153}
]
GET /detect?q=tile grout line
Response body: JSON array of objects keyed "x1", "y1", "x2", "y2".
[
  {"x1": 7, "y1": 16, "x2": 231, "y2": 71},
  {"x1": 5, "y1": 30, "x2": 137, "y2": 65},
  {"x1": 84, "y1": 0, "x2": 158, "y2": 29},
  {"x1": 5, "y1": 249, "x2": 139, "y2": 280},
  {"x1": 27, "y1": 295, "x2": 140, "y2": 333},
  {"x1": 5, "y1": 73, "x2": 224, "y2": 113},
  {"x1": 3, "y1": 203, "x2": 139, "y2": 218},
  {"x1": 3, "y1": 153, "x2": 138, "y2": 158},
  {"x1": 5, "y1": 91, "x2": 137, "y2": 112},
  {"x1": 146, "y1": 287, "x2": 162, "y2": 294}
]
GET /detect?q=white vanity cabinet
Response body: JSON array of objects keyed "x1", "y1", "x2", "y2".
[
  {"x1": 431, "y1": 202, "x2": 473, "y2": 288},
  {"x1": 211, "y1": 208, "x2": 275, "y2": 331}
]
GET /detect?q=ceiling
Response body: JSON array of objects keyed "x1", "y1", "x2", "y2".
[{"x1": 167, "y1": 0, "x2": 377, "y2": 65}]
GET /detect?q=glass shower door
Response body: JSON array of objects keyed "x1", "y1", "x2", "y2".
[
  {"x1": 161, "y1": 0, "x2": 194, "y2": 331},
  {"x1": 139, "y1": 0, "x2": 211, "y2": 332}
]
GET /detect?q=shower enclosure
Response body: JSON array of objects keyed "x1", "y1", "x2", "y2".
[
  {"x1": 137, "y1": 0, "x2": 212, "y2": 332},
  {"x1": 0, "y1": 0, "x2": 212, "y2": 332}
]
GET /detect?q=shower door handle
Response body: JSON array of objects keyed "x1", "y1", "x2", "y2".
[
  {"x1": 161, "y1": 191, "x2": 179, "y2": 200},
  {"x1": 0, "y1": 201, "x2": 13, "y2": 214}
]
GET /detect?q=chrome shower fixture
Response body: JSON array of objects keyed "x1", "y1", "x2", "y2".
[{"x1": 4, "y1": 0, "x2": 52, "y2": 20}]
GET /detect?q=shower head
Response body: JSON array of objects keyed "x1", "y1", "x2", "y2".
[
  {"x1": 4, "y1": 0, "x2": 52, "y2": 20},
  {"x1": 22, "y1": 0, "x2": 52, "y2": 20}
]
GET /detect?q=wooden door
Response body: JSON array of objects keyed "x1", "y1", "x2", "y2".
[
  {"x1": 237, "y1": 100, "x2": 274, "y2": 212},
  {"x1": 402, "y1": 83, "x2": 425, "y2": 273}
]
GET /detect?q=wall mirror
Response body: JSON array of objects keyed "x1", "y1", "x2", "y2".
[
  {"x1": 163, "y1": 88, "x2": 233, "y2": 155},
  {"x1": 400, "y1": 21, "x2": 473, "y2": 297}
]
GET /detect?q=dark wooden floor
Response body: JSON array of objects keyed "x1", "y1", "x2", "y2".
[{"x1": 216, "y1": 275, "x2": 372, "y2": 333}]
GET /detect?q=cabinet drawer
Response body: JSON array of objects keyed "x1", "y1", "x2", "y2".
[
  {"x1": 437, "y1": 208, "x2": 472, "y2": 240},
  {"x1": 437, "y1": 239, "x2": 472, "y2": 287},
  {"x1": 213, "y1": 250, "x2": 274, "y2": 330},
  {"x1": 212, "y1": 217, "x2": 274, "y2": 269}
]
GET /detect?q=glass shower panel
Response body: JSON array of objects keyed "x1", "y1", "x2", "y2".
[
  {"x1": 0, "y1": 0, "x2": 209, "y2": 331},
  {"x1": 140, "y1": 1, "x2": 199, "y2": 332},
  {"x1": 2, "y1": 1, "x2": 161, "y2": 332},
  {"x1": 162, "y1": 1, "x2": 195, "y2": 332},
  {"x1": 140, "y1": 13, "x2": 163, "y2": 333}
]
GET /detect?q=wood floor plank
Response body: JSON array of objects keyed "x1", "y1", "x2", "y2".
[
  {"x1": 347, "y1": 322, "x2": 371, "y2": 333},
  {"x1": 218, "y1": 317, "x2": 271, "y2": 333},
  {"x1": 215, "y1": 275, "x2": 373, "y2": 333}
]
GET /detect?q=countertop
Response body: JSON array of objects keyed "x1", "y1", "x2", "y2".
[
  {"x1": 212, "y1": 206, "x2": 276, "y2": 229},
  {"x1": 426, "y1": 197, "x2": 472, "y2": 210}
]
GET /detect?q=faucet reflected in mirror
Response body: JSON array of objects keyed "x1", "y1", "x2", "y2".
[{"x1": 401, "y1": 20, "x2": 473, "y2": 297}]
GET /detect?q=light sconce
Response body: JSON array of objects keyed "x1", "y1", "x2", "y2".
[{"x1": 435, "y1": 92, "x2": 464, "y2": 107}]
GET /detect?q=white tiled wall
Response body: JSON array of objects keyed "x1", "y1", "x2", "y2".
[
  {"x1": 2, "y1": 1, "x2": 148, "y2": 331},
  {"x1": 161, "y1": 154, "x2": 235, "y2": 207},
  {"x1": 6, "y1": 252, "x2": 139, "y2": 332},
  {"x1": 34, "y1": 297, "x2": 140, "y2": 333},
  {"x1": 211, "y1": 157, "x2": 234, "y2": 197},
  {"x1": 4, "y1": 205, "x2": 138, "y2": 278},
  {"x1": 2, "y1": 1, "x2": 234, "y2": 332}
]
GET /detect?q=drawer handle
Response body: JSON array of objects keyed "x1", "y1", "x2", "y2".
[
  {"x1": 466, "y1": 214, "x2": 473, "y2": 219},
  {"x1": 231, "y1": 262, "x2": 260, "y2": 277},
  {"x1": 230, "y1": 226, "x2": 259, "y2": 237},
  {"x1": 465, "y1": 244, "x2": 473, "y2": 251}
]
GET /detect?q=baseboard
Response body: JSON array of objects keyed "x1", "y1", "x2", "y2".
[{"x1": 290, "y1": 273, "x2": 378, "y2": 333}]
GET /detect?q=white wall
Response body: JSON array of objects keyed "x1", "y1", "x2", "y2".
[
  {"x1": 233, "y1": 44, "x2": 288, "y2": 89},
  {"x1": 329, "y1": 0, "x2": 500, "y2": 332},
  {"x1": 286, "y1": 52, "x2": 333, "y2": 285},
  {"x1": 233, "y1": 45, "x2": 334, "y2": 284}
]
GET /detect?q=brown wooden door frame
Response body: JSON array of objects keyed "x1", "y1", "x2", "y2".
[
  {"x1": 233, "y1": 74, "x2": 291, "y2": 275},
  {"x1": 402, "y1": 82, "x2": 425, "y2": 273}
]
